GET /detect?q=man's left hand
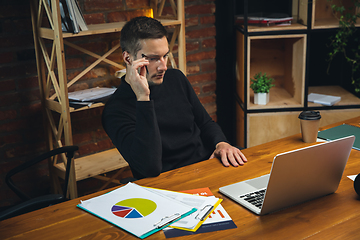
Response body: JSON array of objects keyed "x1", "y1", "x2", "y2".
[{"x1": 209, "y1": 142, "x2": 248, "y2": 167}]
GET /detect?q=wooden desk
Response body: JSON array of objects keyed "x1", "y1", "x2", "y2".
[{"x1": 1, "y1": 117, "x2": 360, "y2": 239}]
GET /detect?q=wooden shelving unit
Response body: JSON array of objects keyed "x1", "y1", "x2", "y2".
[
  {"x1": 30, "y1": 0, "x2": 186, "y2": 198},
  {"x1": 312, "y1": 0, "x2": 360, "y2": 29},
  {"x1": 235, "y1": 0, "x2": 360, "y2": 148}
]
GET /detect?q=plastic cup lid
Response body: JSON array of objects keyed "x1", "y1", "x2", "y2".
[{"x1": 298, "y1": 111, "x2": 321, "y2": 120}]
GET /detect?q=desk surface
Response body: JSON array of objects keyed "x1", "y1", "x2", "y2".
[{"x1": 1, "y1": 117, "x2": 360, "y2": 239}]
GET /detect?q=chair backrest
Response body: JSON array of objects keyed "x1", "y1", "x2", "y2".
[{"x1": 5, "y1": 146, "x2": 79, "y2": 201}]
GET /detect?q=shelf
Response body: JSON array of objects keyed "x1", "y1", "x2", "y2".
[
  {"x1": 39, "y1": 19, "x2": 182, "y2": 40},
  {"x1": 243, "y1": 34, "x2": 306, "y2": 109},
  {"x1": 308, "y1": 85, "x2": 360, "y2": 107},
  {"x1": 249, "y1": 87, "x2": 303, "y2": 109},
  {"x1": 312, "y1": 0, "x2": 360, "y2": 29},
  {"x1": 45, "y1": 99, "x2": 106, "y2": 113},
  {"x1": 241, "y1": 23, "x2": 307, "y2": 33},
  {"x1": 53, "y1": 148, "x2": 128, "y2": 182}
]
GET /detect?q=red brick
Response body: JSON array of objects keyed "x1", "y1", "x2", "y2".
[
  {"x1": 95, "y1": 128, "x2": 109, "y2": 140},
  {"x1": 0, "y1": 52, "x2": 14, "y2": 64},
  {"x1": 210, "y1": 114, "x2": 217, "y2": 122},
  {"x1": 66, "y1": 58, "x2": 84, "y2": 69},
  {"x1": 0, "y1": 93, "x2": 21, "y2": 107},
  {"x1": 0, "y1": 79, "x2": 16, "y2": 92},
  {"x1": 107, "y1": 9, "x2": 153, "y2": 22},
  {"x1": 66, "y1": 42, "x2": 108, "y2": 56},
  {"x1": 22, "y1": 129, "x2": 47, "y2": 144},
  {"x1": 186, "y1": 50, "x2": 216, "y2": 62},
  {"x1": 0, "y1": 34, "x2": 34, "y2": 49},
  {"x1": 186, "y1": 41, "x2": 200, "y2": 52},
  {"x1": 185, "y1": 17, "x2": 199, "y2": 27},
  {"x1": 199, "y1": 94, "x2": 216, "y2": 104},
  {"x1": 185, "y1": 4, "x2": 215, "y2": 15},
  {"x1": 0, "y1": 133, "x2": 22, "y2": 146},
  {"x1": 186, "y1": 64, "x2": 200, "y2": 75},
  {"x1": 19, "y1": 102, "x2": 42, "y2": 117},
  {"x1": 93, "y1": 78, "x2": 120, "y2": 88},
  {"x1": 84, "y1": 0, "x2": 124, "y2": 12},
  {"x1": 126, "y1": 0, "x2": 149, "y2": 9},
  {"x1": 187, "y1": 72, "x2": 216, "y2": 84},
  {"x1": 3, "y1": 19, "x2": 32, "y2": 33},
  {"x1": 202, "y1": 83, "x2": 216, "y2": 93},
  {"x1": 0, "y1": 109, "x2": 17, "y2": 121},
  {"x1": 202, "y1": 38, "x2": 216, "y2": 48},
  {"x1": 78, "y1": 139, "x2": 114, "y2": 155},
  {"x1": 0, "y1": 120, "x2": 26, "y2": 132},
  {"x1": 201, "y1": 60, "x2": 216, "y2": 72},
  {"x1": 5, "y1": 143, "x2": 46, "y2": 159},
  {"x1": 18, "y1": 89, "x2": 41, "y2": 103},
  {"x1": 73, "y1": 132, "x2": 93, "y2": 145},
  {"x1": 89, "y1": 67, "x2": 108, "y2": 78},
  {"x1": 68, "y1": 82, "x2": 90, "y2": 92},
  {"x1": 186, "y1": 26, "x2": 216, "y2": 39},
  {"x1": 18, "y1": 76, "x2": 39, "y2": 90},
  {"x1": 84, "y1": 13, "x2": 106, "y2": 24},
  {"x1": 159, "y1": 6, "x2": 176, "y2": 17},
  {"x1": 204, "y1": 102, "x2": 217, "y2": 115},
  {"x1": 1, "y1": 5, "x2": 30, "y2": 18},
  {"x1": 200, "y1": 15, "x2": 215, "y2": 25},
  {"x1": 0, "y1": 63, "x2": 37, "y2": 79},
  {"x1": 193, "y1": 86, "x2": 201, "y2": 95}
]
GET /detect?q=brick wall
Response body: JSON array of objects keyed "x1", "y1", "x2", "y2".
[{"x1": 0, "y1": 0, "x2": 217, "y2": 208}]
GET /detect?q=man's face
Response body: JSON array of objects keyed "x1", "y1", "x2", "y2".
[{"x1": 136, "y1": 36, "x2": 169, "y2": 85}]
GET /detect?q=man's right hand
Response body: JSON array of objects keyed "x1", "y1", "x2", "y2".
[{"x1": 125, "y1": 58, "x2": 150, "y2": 101}]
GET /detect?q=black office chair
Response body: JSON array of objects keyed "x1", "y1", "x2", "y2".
[{"x1": 0, "y1": 145, "x2": 78, "y2": 221}]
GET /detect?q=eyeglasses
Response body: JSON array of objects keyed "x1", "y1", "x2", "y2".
[{"x1": 141, "y1": 52, "x2": 169, "y2": 64}]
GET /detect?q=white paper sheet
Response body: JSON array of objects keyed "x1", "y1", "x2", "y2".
[{"x1": 78, "y1": 183, "x2": 195, "y2": 239}]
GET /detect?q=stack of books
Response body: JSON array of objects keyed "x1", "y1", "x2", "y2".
[{"x1": 50, "y1": 0, "x2": 88, "y2": 33}]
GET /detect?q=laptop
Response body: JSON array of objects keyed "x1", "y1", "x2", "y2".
[{"x1": 219, "y1": 136, "x2": 355, "y2": 215}]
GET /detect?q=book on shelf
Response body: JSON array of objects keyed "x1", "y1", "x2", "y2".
[
  {"x1": 73, "y1": 0, "x2": 88, "y2": 31},
  {"x1": 308, "y1": 93, "x2": 341, "y2": 106},
  {"x1": 48, "y1": 0, "x2": 87, "y2": 33},
  {"x1": 235, "y1": 12, "x2": 293, "y2": 26},
  {"x1": 65, "y1": 0, "x2": 79, "y2": 33}
]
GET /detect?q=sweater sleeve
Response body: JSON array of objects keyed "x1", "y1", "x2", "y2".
[{"x1": 102, "y1": 93, "x2": 162, "y2": 179}]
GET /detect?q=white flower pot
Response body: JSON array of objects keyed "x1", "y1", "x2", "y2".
[{"x1": 254, "y1": 92, "x2": 269, "y2": 105}]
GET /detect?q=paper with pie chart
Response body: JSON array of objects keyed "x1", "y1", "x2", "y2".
[
  {"x1": 111, "y1": 198, "x2": 157, "y2": 218},
  {"x1": 77, "y1": 182, "x2": 196, "y2": 239}
]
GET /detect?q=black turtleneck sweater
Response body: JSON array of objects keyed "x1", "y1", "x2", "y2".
[{"x1": 102, "y1": 69, "x2": 227, "y2": 179}]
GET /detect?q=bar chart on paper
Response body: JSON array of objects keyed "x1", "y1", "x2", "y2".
[{"x1": 111, "y1": 198, "x2": 157, "y2": 218}]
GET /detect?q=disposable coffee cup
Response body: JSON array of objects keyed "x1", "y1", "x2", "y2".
[{"x1": 298, "y1": 111, "x2": 321, "y2": 143}]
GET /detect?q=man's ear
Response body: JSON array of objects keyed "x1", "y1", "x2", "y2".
[{"x1": 123, "y1": 51, "x2": 132, "y2": 65}]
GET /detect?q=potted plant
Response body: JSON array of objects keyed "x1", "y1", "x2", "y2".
[
  {"x1": 327, "y1": 0, "x2": 360, "y2": 93},
  {"x1": 250, "y1": 72, "x2": 275, "y2": 105}
]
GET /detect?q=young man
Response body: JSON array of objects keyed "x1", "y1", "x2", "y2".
[{"x1": 102, "y1": 16, "x2": 247, "y2": 179}]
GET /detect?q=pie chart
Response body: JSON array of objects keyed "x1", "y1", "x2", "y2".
[{"x1": 111, "y1": 198, "x2": 157, "y2": 218}]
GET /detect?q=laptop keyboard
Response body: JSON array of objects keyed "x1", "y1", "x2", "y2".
[{"x1": 240, "y1": 189, "x2": 266, "y2": 209}]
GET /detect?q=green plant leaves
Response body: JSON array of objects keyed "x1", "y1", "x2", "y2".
[{"x1": 250, "y1": 72, "x2": 275, "y2": 93}]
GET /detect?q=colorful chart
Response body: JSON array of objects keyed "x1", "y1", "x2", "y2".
[{"x1": 111, "y1": 198, "x2": 157, "y2": 218}]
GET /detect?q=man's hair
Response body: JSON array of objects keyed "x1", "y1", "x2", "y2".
[{"x1": 120, "y1": 16, "x2": 168, "y2": 56}]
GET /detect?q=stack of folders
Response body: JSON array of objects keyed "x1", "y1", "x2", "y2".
[
  {"x1": 78, "y1": 182, "x2": 222, "y2": 239},
  {"x1": 67, "y1": 87, "x2": 116, "y2": 107},
  {"x1": 51, "y1": 0, "x2": 88, "y2": 33}
]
